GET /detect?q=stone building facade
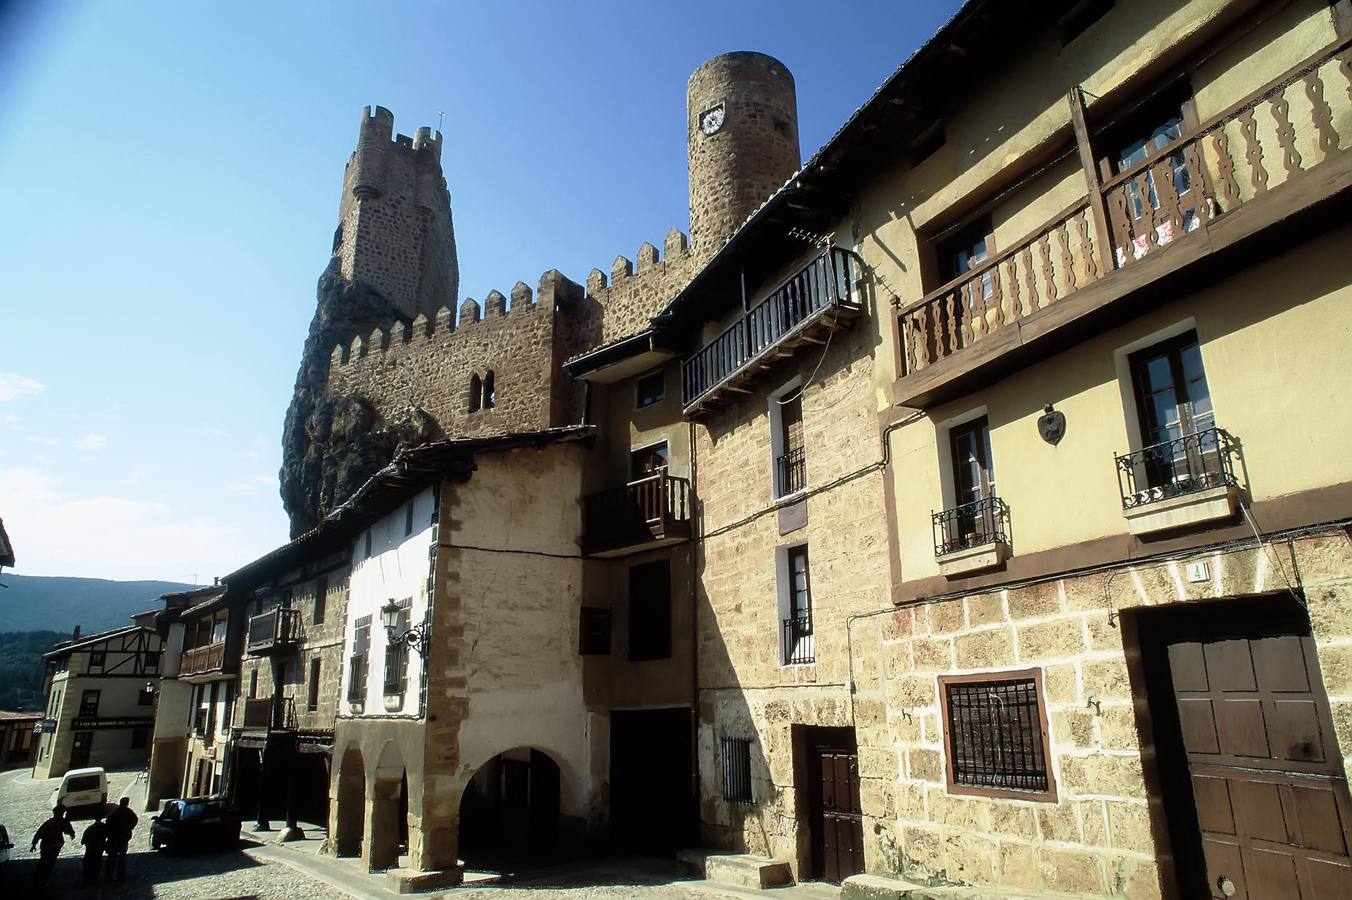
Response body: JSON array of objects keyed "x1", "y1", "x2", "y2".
[{"x1": 181, "y1": 1, "x2": 1352, "y2": 897}]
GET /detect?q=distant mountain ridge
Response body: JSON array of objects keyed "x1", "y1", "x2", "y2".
[{"x1": 0, "y1": 574, "x2": 195, "y2": 633}]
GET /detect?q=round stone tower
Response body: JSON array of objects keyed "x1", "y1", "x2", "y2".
[{"x1": 687, "y1": 51, "x2": 801, "y2": 256}]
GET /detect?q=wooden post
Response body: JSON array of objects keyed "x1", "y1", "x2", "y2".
[{"x1": 1068, "y1": 87, "x2": 1116, "y2": 276}]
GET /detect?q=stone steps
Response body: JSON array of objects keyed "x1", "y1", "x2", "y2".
[{"x1": 677, "y1": 849, "x2": 796, "y2": 890}]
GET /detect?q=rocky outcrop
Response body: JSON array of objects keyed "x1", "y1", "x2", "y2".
[{"x1": 280, "y1": 261, "x2": 440, "y2": 536}]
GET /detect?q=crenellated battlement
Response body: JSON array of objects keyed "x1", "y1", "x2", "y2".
[{"x1": 583, "y1": 227, "x2": 696, "y2": 345}]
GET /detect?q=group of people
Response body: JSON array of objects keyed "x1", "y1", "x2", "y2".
[{"x1": 30, "y1": 798, "x2": 139, "y2": 890}]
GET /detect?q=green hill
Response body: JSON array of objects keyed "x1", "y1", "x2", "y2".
[
  {"x1": 0, "y1": 630, "x2": 65, "y2": 711},
  {"x1": 0, "y1": 574, "x2": 194, "y2": 633}
]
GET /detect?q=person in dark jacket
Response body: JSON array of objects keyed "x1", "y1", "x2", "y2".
[
  {"x1": 79, "y1": 817, "x2": 107, "y2": 884},
  {"x1": 29, "y1": 805, "x2": 74, "y2": 891},
  {"x1": 104, "y1": 797, "x2": 138, "y2": 881}
]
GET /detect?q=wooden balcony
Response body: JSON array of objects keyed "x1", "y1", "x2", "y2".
[
  {"x1": 246, "y1": 607, "x2": 299, "y2": 656},
  {"x1": 682, "y1": 247, "x2": 865, "y2": 416},
  {"x1": 241, "y1": 696, "x2": 295, "y2": 732},
  {"x1": 582, "y1": 470, "x2": 692, "y2": 557},
  {"x1": 895, "y1": 36, "x2": 1352, "y2": 409},
  {"x1": 180, "y1": 640, "x2": 226, "y2": 679}
]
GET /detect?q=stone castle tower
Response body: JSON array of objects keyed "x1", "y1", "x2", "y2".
[
  {"x1": 280, "y1": 56, "x2": 801, "y2": 535},
  {"x1": 686, "y1": 52, "x2": 801, "y2": 255},
  {"x1": 336, "y1": 106, "x2": 459, "y2": 318}
]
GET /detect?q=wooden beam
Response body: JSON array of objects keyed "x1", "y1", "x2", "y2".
[{"x1": 1068, "y1": 86, "x2": 1117, "y2": 278}]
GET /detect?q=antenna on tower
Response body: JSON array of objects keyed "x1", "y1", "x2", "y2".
[{"x1": 436, "y1": 111, "x2": 445, "y2": 133}]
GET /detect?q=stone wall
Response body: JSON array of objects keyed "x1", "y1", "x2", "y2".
[
  {"x1": 865, "y1": 531, "x2": 1352, "y2": 898},
  {"x1": 692, "y1": 314, "x2": 893, "y2": 873}
]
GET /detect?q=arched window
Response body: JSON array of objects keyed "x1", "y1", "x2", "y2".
[
  {"x1": 468, "y1": 374, "x2": 482, "y2": 413},
  {"x1": 483, "y1": 371, "x2": 496, "y2": 410}
]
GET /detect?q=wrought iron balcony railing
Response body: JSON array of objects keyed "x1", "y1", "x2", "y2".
[
  {"x1": 782, "y1": 615, "x2": 815, "y2": 665},
  {"x1": 241, "y1": 696, "x2": 295, "y2": 732},
  {"x1": 1116, "y1": 427, "x2": 1237, "y2": 510},
  {"x1": 898, "y1": 36, "x2": 1352, "y2": 381},
  {"x1": 582, "y1": 469, "x2": 692, "y2": 556},
  {"x1": 682, "y1": 247, "x2": 864, "y2": 412},
  {"x1": 775, "y1": 446, "x2": 807, "y2": 498},
  {"x1": 246, "y1": 607, "x2": 300, "y2": 655},
  {"x1": 933, "y1": 496, "x2": 1010, "y2": 557},
  {"x1": 180, "y1": 640, "x2": 226, "y2": 676}
]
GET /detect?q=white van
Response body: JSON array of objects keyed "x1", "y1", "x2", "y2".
[{"x1": 48, "y1": 767, "x2": 108, "y2": 817}]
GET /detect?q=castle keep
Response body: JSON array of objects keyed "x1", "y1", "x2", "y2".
[{"x1": 136, "y1": 2, "x2": 1352, "y2": 897}]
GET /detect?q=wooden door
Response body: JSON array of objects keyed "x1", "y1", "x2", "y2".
[
  {"x1": 1168, "y1": 634, "x2": 1352, "y2": 899},
  {"x1": 70, "y1": 731, "x2": 93, "y2": 769},
  {"x1": 815, "y1": 747, "x2": 865, "y2": 883}
]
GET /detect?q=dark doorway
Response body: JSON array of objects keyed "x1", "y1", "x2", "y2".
[
  {"x1": 459, "y1": 748, "x2": 561, "y2": 869},
  {"x1": 797, "y1": 726, "x2": 864, "y2": 883},
  {"x1": 610, "y1": 708, "x2": 695, "y2": 855},
  {"x1": 1128, "y1": 594, "x2": 1352, "y2": 899},
  {"x1": 70, "y1": 731, "x2": 93, "y2": 769}
]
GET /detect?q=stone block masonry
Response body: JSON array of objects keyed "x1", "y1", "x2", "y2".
[{"x1": 584, "y1": 229, "x2": 697, "y2": 346}]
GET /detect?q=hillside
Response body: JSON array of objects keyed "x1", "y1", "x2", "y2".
[
  {"x1": 0, "y1": 574, "x2": 194, "y2": 633},
  {"x1": 0, "y1": 631, "x2": 65, "y2": 711}
]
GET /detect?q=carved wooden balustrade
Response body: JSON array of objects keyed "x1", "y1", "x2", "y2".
[
  {"x1": 899, "y1": 36, "x2": 1352, "y2": 377},
  {"x1": 180, "y1": 640, "x2": 226, "y2": 676}
]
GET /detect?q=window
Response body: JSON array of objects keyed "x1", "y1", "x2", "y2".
[
  {"x1": 143, "y1": 651, "x2": 158, "y2": 672},
  {"x1": 1057, "y1": 0, "x2": 1113, "y2": 44},
  {"x1": 222, "y1": 682, "x2": 235, "y2": 731},
  {"x1": 382, "y1": 601, "x2": 411, "y2": 695},
  {"x1": 630, "y1": 442, "x2": 669, "y2": 480},
  {"x1": 773, "y1": 387, "x2": 806, "y2": 498},
  {"x1": 307, "y1": 659, "x2": 321, "y2": 712},
  {"x1": 248, "y1": 669, "x2": 257, "y2": 699},
  {"x1": 721, "y1": 737, "x2": 754, "y2": 804},
  {"x1": 937, "y1": 217, "x2": 994, "y2": 298},
  {"x1": 578, "y1": 607, "x2": 612, "y2": 656},
  {"x1": 627, "y1": 561, "x2": 671, "y2": 661},
  {"x1": 483, "y1": 370, "x2": 496, "y2": 410},
  {"x1": 137, "y1": 686, "x2": 154, "y2": 706},
  {"x1": 468, "y1": 374, "x2": 482, "y2": 413},
  {"x1": 79, "y1": 690, "x2": 100, "y2": 718},
  {"x1": 1127, "y1": 331, "x2": 1222, "y2": 494},
  {"x1": 88, "y1": 650, "x2": 106, "y2": 671},
  {"x1": 939, "y1": 416, "x2": 1001, "y2": 552},
  {"x1": 635, "y1": 370, "x2": 665, "y2": 409},
  {"x1": 781, "y1": 546, "x2": 814, "y2": 665},
  {"x1": 211, "y1": 613, "x2": 227, "y2": 644},
  {"x1": 314, "y1": 577, "x2": 327, "y2": 625},
  {"x1": 939, "y1": 671, "x2": 1055, "y2": 800},
  {"x1": 131, "y1": 728, "x2": 147, "y2": 750},
  {"x1": 49, "y1": 689, "x2": 61, "y2": 717},
  {"x1": 404, "y1": 501, "x2": 415, "y2": 536},
  {"x1": 349, "y1": 616, "x2": 371, "y2": 704}
]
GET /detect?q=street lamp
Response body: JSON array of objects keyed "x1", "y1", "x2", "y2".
[{"x1": 380, "y1": 599, "x2": 429, "y2": 658}]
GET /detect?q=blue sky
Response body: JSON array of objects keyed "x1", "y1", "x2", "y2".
[{"x1": 0, "y1": 0, "x2": 960, "y2": 580}]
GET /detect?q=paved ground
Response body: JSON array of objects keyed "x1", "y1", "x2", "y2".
[{"x1": 0, "y1": 767, "x2": 841, "y2": 899}]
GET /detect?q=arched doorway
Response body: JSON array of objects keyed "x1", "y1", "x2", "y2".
[
  {"x1": 334, "y1": 745, "x2": 366, "y2": 858},
  {"x1": 368, "y1": 741, "x2": 408, "y2": 871},
  {"x1": 458, "y1": 748, "x2": 561, "y2": 869}
]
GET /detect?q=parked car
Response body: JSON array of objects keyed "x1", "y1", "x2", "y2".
[
  {"x1": 47, "y1": 767, "x2": 107, "y2": 819},
  {"x1": 150, "y1": 798, "x2": 242, "y2": 852}
]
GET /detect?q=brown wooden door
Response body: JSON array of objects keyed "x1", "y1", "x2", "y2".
[
  {"x1": 70, "y1": 731, "x2": 93, "y2": 769},
  {"x1": 1168, "y1": 634, "x2": 1352, "y2": 899},
  {"x1": 816, "y1": 748, "x2": 865, "y2": 883}
]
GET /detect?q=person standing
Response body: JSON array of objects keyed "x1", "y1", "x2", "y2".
[
  {"x1": 104, "y1": 797, "x2": 138, "y2": 882},
  {"x1": 29, "y1": 805, "x2": 74, "y2": 892},
  {"x1": 79, "y1": 816, "x2": 107, "y2": 884}
]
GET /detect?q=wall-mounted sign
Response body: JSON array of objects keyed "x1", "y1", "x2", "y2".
[{"x1": 71, "y1": 716, "x2": 154, "y2": 730}]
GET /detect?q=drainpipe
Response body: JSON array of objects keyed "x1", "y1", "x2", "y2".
[{"x1": 688, "y1": 416, "x2": 700, "y2": 844}]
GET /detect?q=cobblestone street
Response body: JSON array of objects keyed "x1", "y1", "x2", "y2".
[{"x1": 0, "y1": 768, "x2": 838, "y2": 899}]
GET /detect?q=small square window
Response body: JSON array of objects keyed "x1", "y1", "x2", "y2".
[
  {"x1": 721, "y1": 737, "x2": 754, "y2": 804},
  {"x1": 578, "y1": 607, "x2": 612, "y2": 655},
  {"x1": 89, "y1": 651, "x2": 106, "y2": 671},
  {"x1": 938, "y1": 670, "x2": 1056, "y2": 801},
  {"x1": 143, "y1": 651, "x2": 159, "y2": 672},
  {"x1": 635, "y1": 370, "x2": 665, "y2": 409}
]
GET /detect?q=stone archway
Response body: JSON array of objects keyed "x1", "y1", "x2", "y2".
[
  {"x1": 458, "y1": 747, "x2": 562, "y2": 870},
  {"x1": 367, "y1": 740, "x2": 408, "y2": 872},
  {"x1": 334, "y1": 745, "x2": 366, "y2": 858}
]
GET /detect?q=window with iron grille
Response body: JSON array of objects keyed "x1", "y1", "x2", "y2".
[
  {"x1": 939, "y1": 670, "x2": 1056, "y2": 801},
  {"x1": 79, "y1": 690, "x2": 100, "y2": 718},
  {"x1": 383, "y1": 600, "x2": 412, "y2": 695},
  {"x1": 721, "y1": 737, "x2": 754, "y2": 804},
  {"x1": 348, "y1": 616, "x2": 371, "y2": 704}
]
